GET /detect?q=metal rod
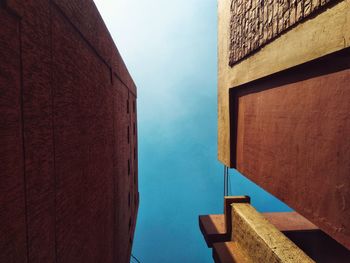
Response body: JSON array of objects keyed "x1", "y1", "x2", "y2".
[
  {"x1": 223, "y1": 165, "x2": 226, "y2": 197},
  {"x1": 223, "y1": 165, "x2": 229, "y2": 197},
  {"x1": 226, "y1": 166, "x2": 229, "y2": 196}
]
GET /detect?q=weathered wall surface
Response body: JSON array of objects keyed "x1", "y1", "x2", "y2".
[
  {"x1": 218, "y1": 0, "x2": 350, "y2": 166},
  {"x1": 229, "y1": 0, "x2": 337, "y2": 65},
  {"x1": 0, "y1": 1, "x2": 138, "y2": 262},
  {"x1": 235, "y1": 56, "x2": 350, "y2": 250},
  {"x1": 218, "y1": 0, "x2": 350, "y2": 250}
]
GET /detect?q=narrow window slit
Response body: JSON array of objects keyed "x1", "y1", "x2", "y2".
[
  {"x1": 128, "y1": 159, "x2": 130, "y2": 175},
  {"x1": 127, "y1": 126, "x2": 130, "y2": 144}
]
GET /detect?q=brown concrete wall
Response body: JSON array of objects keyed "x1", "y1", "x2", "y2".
[
  {"x1": 218, "y1": 0, "x2": 350, "y2": 253},
  {"x1": 232, "y1": 51, "x2": 350, "y2": 249},
  {"x1": 218, "y1": 0, "x2": 350, "y2": 167},
  {"x1": 0, "y1": 1, "x2": 138, "y2": 262}
]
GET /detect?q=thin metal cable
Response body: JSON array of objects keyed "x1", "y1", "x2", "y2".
[
  {"x1": 227, "y1": 167, "x2": 229, "y2": 195},
  {"x1": 223, "y1": 165, "x2": 226, "y2": 197},
  {"x1": 224, "y1": 165, "x2": 230, "y2": 198},
  {"x1": 228, "y1": 168, "x2": 231, "y2": 196},
  {"x1": 131, "y1": 254, "x2": 141, "y2": 263}
]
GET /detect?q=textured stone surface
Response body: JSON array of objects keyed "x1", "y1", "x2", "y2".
[
  {"x1": 232, "y1": 203, "x2": 314, "y2": 262},
  {"x1": 229, "y1": 0, "x2": 336, "y2": 66}
]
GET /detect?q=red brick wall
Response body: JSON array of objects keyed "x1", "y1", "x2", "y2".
[{"x1": 0, "y1": 1, "x2": 138, "y2": 262}]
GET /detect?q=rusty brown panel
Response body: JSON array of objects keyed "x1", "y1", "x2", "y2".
[
  {"x1": 262, "y1": 212, "x2": 318, "y2": 232},
  {"x1": 52, "y1": 7, "x2": 114, "y2": 263},
  {"x1": 233, "y1": 50, "x2": 350, "y2": 249},
  {"x1": 0, "y1": 7, "x2": 27, "y2": 263},
  {"x1": 199, "y1": 215, "x2": 229, "y2": 247},
  {"x1": 114, "y1": 77, "x2": 132, "y2": 263},
  {"x1": 51, "y1": 0, "x2": 136, "y2": 95},
  {"x1": 212, "y1": 242, "x2": 251, "y2": 263},
  {"x1": 19, "y1": 1, "x2": 56, "y2": 261}
]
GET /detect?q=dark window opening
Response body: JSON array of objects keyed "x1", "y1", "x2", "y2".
[
  {"x1": 127, "y1": 126, "x2": 130, "y2": 144},
  {"x1": 128, "y1": 160, "x2": 130, "y2": 175},
  {"x1": 110, "y1": 68, "x2": 113, "y2": 84}
]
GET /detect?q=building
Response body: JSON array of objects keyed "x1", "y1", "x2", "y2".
[
  {"x1": 0, "y1": 1, "x2": 138, "y2": 262},
  {"x1": 200, "y1": 0, "x2": 350, "y2": 262}
]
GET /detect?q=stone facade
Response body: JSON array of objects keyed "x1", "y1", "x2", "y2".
[{"x1": 229, "y1": 0, "x2": 337, "y2": 66}]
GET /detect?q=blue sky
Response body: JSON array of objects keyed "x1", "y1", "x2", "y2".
[{"x1": 94, "y1": 1, "x2": 292, "y2": 262}]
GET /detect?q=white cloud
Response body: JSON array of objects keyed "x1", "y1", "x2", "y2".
[{"x1": 93, "y1": 0, "x2": 217, "y2": 137}]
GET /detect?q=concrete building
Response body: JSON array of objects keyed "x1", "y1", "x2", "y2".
[
  {"x1": 0, "y1": 1, "x2": 138, "y2": 262},
  {"x1": 200, "y1": 0, "x2": 350, "y2": 262}
]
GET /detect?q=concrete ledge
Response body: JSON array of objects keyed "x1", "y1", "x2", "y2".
[
  {"x1": 232, "y1": 203, "x2": 314, "y2": 262},
  {"x1": 199, "y1": 196, "x2": 251, "y2": 247},
  {"x1": 213, "y1": 242, "x2": 251, "y2": 263},
  {"x1": 199, "y1": 214, "x2": 229, "y2": 247},
  {"x1": 199, "y1": 210, "x2": 318, "y2": 248},
  {"x1": 200, "y1": 196, "x2": 349, "y2": 262}
]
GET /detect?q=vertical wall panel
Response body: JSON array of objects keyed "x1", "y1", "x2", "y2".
[
  {"x1": 1, "y1": 1, "x2": 138, "y2": 262},
  {"x1": 236, "y1": 68, "x2": 350, "y2": 249},
  {"x1": 20, "y1": 1, "x2": 56, "y2": 261},
  {"x1": 114, "y1": 77, "x2": 131, "y2": 263},
  {"x1": 52, "y1": 7, "x2": 114, "y2": 263},
  {"x1": 129, "y1": 93, "x2": 138, "y2": 238},
  {"x1": 0, "y1": 8, "x2": 27, "y2": 263},
  {"x1": 52, "y1": 0, "x2": 137, "y2": 95}
]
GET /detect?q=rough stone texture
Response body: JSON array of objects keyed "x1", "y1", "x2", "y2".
[
  {"x1": 232, "y1": 204, "x2": 314, "y2": 262},
  {"x1": 0, "y1": 1, "x2": 138, "y2": 262},
  {"x1": 229, "y1": 0, "x2": 337, "y2": 66}
]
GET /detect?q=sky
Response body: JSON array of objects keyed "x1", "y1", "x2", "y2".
[{"x1": 93, "y1": 1, "x2": 292, "y2": 262}]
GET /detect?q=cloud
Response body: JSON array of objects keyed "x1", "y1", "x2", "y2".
[
  {"x1": 93, "y1": 1, "x2": 220, "y2": 262},
  {"x1": 94, "y1": 0, "x2": 217, "y2": 138}
]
